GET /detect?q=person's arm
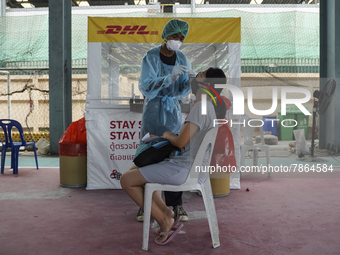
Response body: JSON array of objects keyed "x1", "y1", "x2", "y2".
[
  {"x1": 176, "y1": 53, "x2": 191, "y2": 100},
  {"x1": 139, "y1": 56, "x2": 170, "y2": 98},
  {"x1": 139, "y1": 51, "x2": 189, "y2": 100},
  {"x1": 162, "y1": 122, "x2": 198, "y2": 148}
]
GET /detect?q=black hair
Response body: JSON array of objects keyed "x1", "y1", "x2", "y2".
[{"x1": 205, "y1": 68, "x2": 227, "y2": 118}]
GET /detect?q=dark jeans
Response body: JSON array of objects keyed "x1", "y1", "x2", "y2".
[{"x1": 164, "y1": 191, "x2": 183, "y2": 207}]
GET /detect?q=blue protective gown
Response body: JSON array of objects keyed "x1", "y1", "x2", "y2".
[{"x1": 139, "y1": 45, "x2": 191, "y2": 139}]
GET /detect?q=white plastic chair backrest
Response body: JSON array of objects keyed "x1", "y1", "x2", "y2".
[
  {"x1": 187, "y1": 126, "x2": 219, "y2": 180},
  {"x1": 241, "y1": 118, "x2": 264, "y2": 145}
]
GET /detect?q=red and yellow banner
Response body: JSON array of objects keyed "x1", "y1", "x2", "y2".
[{"x1": 88, "y1": 17, "x2": 241, "y2": 44}]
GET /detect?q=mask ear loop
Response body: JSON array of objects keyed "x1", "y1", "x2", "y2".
[{"x1": 163, "y1": 40, "x2": 171, "y2": 52}]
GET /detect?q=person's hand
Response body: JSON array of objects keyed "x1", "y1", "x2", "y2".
[
  {"x1": 170, "y1": 65, "x2": 189, "y2": 82},
  {"x1": 162, "y1": 131, "x2": 174, "y2": 140},
  {"x1": 188, "y1": 69, "x2": 197, "y2": 78}
]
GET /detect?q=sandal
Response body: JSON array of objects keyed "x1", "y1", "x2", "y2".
[{"x1": 154, "y1": 223, "x2": 183, "y2": 245}]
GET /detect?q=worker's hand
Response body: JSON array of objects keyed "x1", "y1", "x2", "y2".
[
  {"x1": 170, "y1": 65, "x2": 189, "y2": 82},
  {"x1": 188, "y1": 69, "x2": 197, "y2": 78}
]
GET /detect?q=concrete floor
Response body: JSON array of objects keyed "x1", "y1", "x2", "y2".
[{"x1": 1, "y1": 146, "x2": 340, "y2": 255}]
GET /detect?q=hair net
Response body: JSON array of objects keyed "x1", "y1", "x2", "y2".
[{"x1": 161, "y1": 19, "x2": 189, "y2": 40}]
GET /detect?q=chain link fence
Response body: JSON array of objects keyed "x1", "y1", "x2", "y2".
[
  {"x1": 0, "y1": 70, "x2": 87, "y2": 142},
  {"x1": 1, "y1": 3, "x2": 320, "y2": 141}
]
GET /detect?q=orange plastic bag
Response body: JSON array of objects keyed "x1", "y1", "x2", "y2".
[
  {"x1": 59, "y1": 117, "x2": 87, "y2": 156},
  {"x1": 211, "y1": 119, "x2": 236, "y2": 171},
  {"x1": 59, "y1": 117, "x2": 86, "y2": 144}
]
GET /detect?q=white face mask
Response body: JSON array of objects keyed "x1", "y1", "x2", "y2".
[{"x1": 166, "y1": 40, "x2": 182, "y2": 51}]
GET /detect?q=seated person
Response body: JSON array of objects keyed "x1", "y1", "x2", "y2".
[{"x1": 120, "y1": 67, "x2": 227, "y2": 245}]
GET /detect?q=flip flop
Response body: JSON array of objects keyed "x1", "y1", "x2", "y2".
[
  {"x1": 154, "y1": 216, "x2": 182, "y2": 235},
  {"x1": 154, "y1": 223, "x2": 183, "y2": 246}
]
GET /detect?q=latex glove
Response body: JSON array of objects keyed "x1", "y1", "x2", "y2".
[
  {"x1": 188, "y1": 69, "x2": 197, "y2": 78},
  {"x1": 170, "y1": 65, "x2": 189, "y2": 82}
]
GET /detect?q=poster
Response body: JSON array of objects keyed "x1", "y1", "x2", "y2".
[{"x1": 86, "y1": 109, "x2": 142, "y2": 190}]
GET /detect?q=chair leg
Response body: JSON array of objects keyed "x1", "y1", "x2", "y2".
[
  {"x1": 10, "y1": 148, "x2": 14, "y2": 169},
  {"x1": 252, "y1": 149, "x2": 258, "y2": 168},
  {"x1": 12, "y1": 147, "x2": 16, "y2": 174},
  {"x1": 33, "y1": 145, "x2": 39, "y2": 170},
  {"x1": 142, "y1": 185, "x2": 154, "y2": 251},
  {"x1": 1, "y1": 147, "x2": 6, "y2": 174},
  {"x1": 13, "y1": 147, "x2": 19, "y2": 175},
  {"x1": 203, "y1": 182, "x2": 219, "y2": 236},
  {"x1": 201, "y1": 183, "x2": 220, "y2": 248},
  {"x1": 264, "y1": 147, "x2": 271, "y2": 177},
  {"x1": 240, "y1": 146, "x2": 247, "y2": 177}
]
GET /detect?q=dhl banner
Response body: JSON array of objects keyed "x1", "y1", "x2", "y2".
[{"x1": 88, "y1": 17, "x2": 241, "y2": 44}]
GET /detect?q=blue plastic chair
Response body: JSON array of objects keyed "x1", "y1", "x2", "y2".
[{"x1": 0, "y1": 119, "x2": 39, "y2": 174}]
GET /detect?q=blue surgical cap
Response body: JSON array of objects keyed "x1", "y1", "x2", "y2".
[{"x1": 161, "y1": 19, "x2": 189, "y2": 40}]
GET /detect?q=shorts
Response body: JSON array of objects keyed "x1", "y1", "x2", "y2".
[{"x1": 139, "y1": 159, "x2": 189, "y2": 185}]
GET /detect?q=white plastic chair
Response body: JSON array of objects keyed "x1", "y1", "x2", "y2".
[
  {"x1": 142, "y1": 127, "x2": 220, "y2": 251},
  {"x1": 240, "y1": 119, "x2": 271, "y2": 177}
]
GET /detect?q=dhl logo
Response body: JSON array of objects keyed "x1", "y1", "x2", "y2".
[{"x1": 97, "y1": 25, "x2": 158, "y2": 35}]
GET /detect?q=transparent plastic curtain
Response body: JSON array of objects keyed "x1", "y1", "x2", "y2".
[{"x1": 86, "y1": 42, "x2": 231, "y2": 108}]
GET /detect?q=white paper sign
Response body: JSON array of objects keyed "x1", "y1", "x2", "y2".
[{"x1": 85, "y1": 109, "x2": 142, "y2": 190}]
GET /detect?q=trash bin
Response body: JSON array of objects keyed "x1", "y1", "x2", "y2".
[
  {"x1": 262, "y1": 116, "x2": 278, "y2": 136},
  {"x1": 59, "y1": 117, "x2": 87, "y2": 188},
  {"x1": 278, "y1": 106, "x2": 310, "y2": 140},
  {"x1": 295, "y1": 108, "x2": 310, "y2": 140},
  {"x1": 278, "y1": 106, "x2": 295, "y2": 141},
  {"x1": 210, "y1": 173, "x2": 230, "y2": 197},
  {"x1": 59, "y1": 143, "x2": 87, "y2": 188},
  {"x1": 209, "y1": 101, "x2": 235, "y2": 197}
]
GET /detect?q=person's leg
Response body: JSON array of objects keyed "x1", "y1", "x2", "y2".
[
  {"x1": 136, "y1": 192, "x2": 175, "y2": 222},
  {"x1": 120, "y1": 168, "x2": 147, "y2": 209},
  {"x1": 127, "y1": 165, "x2": 174, "y2": 221},
  {"x1": 120, "y1": 169, "x2": 175, "y2": 243},
  {"x1": 164, "y1": 191, "x2": 183, "y2": 206},
  {"x1": 153, "y1": 191, "x2": 174, "y2": 219},
  {"x1": 164, "y1": 191, "x2": 189, "y2": 222}
]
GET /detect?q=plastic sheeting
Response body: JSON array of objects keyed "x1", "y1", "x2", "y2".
[
  {"x1": 86, "y1": 43, "x2": 231, "y2": 108},
  {"x1": 226, "y1": 43, "x2": 241, "y2": 189},
  {"x1": 293, "y1": 129, "x2": 309, "y2": 155},
  {"x1": 0, "y1": 8, "x2": 319, "y2": 69},
  {"x1": 211, "y1": 102, "x2": 237, "y2": 172},
  {"x1": 59, "y1": 117, "x2": 87, "y2": 157}
]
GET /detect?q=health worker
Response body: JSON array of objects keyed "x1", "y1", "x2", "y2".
[{"x1": 137, "y1": 18, "x2": 192, "y2": 224}]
